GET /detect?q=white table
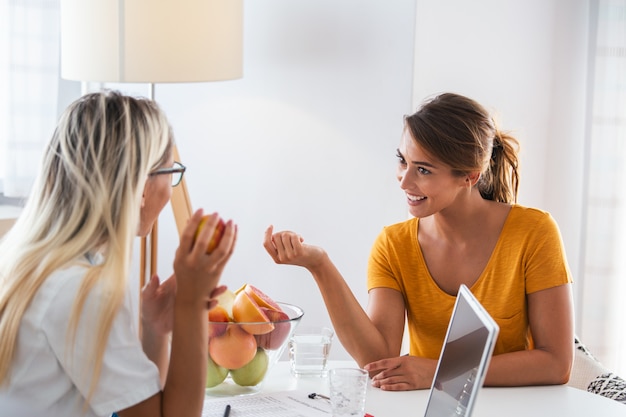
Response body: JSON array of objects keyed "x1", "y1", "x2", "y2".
[{"x1": 257, "y1": 360, "x2": 625, "y2": 417}]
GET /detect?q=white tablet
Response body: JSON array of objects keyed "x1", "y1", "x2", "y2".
[{"x1": 423, "y1": 284, "x2": 499, "y2": 417}]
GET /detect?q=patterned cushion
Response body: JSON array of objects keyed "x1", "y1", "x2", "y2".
[
  {"x1": 569, "y1": 336, "x2": 626, "y2": 406},
  {"x1": 588, "y1": 373, "x2": 626, "y2": 405}
]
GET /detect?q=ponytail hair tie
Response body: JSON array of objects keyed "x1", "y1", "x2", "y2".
[{"x1": 490, "y1": 132, "x2": 503, "y2": 159}]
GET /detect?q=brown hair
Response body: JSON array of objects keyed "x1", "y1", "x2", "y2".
[{"x1": 404, "y1": 93, "x2": 520, "y2": 203}]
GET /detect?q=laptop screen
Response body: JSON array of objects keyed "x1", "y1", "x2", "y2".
[{"x1": 424, "y1": 285, "x2": 499, "y2": 417}]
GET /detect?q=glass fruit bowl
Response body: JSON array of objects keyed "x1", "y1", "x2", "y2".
[{"x1": 206, "y1": 301, "x2": 304, "y2": 396}]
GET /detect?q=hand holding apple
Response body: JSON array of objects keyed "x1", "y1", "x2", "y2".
[{"x1": 173, "y1": 210, "x2": 236, "y2": 312}]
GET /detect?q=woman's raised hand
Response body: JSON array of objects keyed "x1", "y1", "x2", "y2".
[{"x1": 263, "y1": 225, "x2": 326, "y2": 270}]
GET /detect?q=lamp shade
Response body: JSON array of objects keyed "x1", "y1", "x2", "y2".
[{"x1": 60, "y1": 0, "x2": 243, "y2": 83}]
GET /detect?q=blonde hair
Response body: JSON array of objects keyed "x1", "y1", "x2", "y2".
[
  {"x1": 405, "y1": 93, "x2": 520, "y2": 203},
  {"x1": 0, "y1": 90, "x2": 172, "y2": 400}
]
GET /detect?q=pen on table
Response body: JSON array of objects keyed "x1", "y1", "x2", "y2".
[
  {"x1": 308, "y1": 393, "x2": 374, "y2": 417},
  {"x1": 308, "y1": 392, "x2": 330, "y2": 401},
  {"x1": 223, "y1": 404, "x2": 231, "y2": 417}
]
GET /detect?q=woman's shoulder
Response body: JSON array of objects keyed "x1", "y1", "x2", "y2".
[
  {"x1": 506, "y1": 204, "x2": 560, "y2": 232},
  {"x1": 31, "y1": 257, "x2": 98, "y2": 318},
  {"x1": 45, "y1": 258, "x2": 93, "y2": 288},
  {"x1": 369, "y1": 218, "x2": 417, "y2": 251},
  {"x1": 380, "y1": 217, "x2": 418, "y2": 236},
  {"x1": 509, "y1": 204, "x2": 553, "y2": 221}
]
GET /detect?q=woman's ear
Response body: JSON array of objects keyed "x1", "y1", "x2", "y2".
[{"x1": 466, "y1": 172, "x2": 481, "y2": 187}]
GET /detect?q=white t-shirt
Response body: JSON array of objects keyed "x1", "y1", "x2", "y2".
[{"x1": 0, "y1": 257, "x2": 161, "y2": 417}]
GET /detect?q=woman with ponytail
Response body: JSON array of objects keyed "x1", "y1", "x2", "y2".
[
  {"x1": 264, "y1": 92, "x2": 574, "y2": 390},
  {"x1": 0, "y1": 91, "x2": 237, "y2": 416}
]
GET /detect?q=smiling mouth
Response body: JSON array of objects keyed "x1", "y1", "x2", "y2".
[{"x1": 407, "y1": 194, "x2": 426, "y2": 201}]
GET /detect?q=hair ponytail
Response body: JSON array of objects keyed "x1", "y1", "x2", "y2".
[{"x1": 478, "y1": 129, "x2": 520, "y2": 203}]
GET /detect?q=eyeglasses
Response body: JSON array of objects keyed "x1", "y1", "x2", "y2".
[{"x1": 149, "y1": 161, "x2": 186, "y2": 187}]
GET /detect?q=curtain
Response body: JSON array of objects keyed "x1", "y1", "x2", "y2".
[
  {"x1": 0, "y1": 0, "x2": 60, "y2": 197},
  {"x1": 580, "y1": 0, "x2": 626, "y2": 376}
]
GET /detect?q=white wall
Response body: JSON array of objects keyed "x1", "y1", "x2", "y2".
[
  {"x1": 118, "y1": 0, "x2": 589, "y2": 360},
  {"x1": 412, "y1": 0, "x2": 590, "y2": 321},
  {"x1": 136, "y1": 0, "x2": 417, "y2": 361}
]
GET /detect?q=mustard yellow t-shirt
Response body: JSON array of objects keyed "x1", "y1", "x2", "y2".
[{"x1": 367, "y1": 205, "x2": 572, "y2": 359}]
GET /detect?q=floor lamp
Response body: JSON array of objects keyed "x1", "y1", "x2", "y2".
[{"x1": 59, "y1": 0, "x2": 243, "y2": 294}]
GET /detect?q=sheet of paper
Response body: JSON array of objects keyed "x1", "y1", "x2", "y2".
[{"x1": 202, "y1": 390, "x2": 331, "y2": 417}]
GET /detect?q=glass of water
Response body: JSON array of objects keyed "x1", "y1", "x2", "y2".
[
  {"x1": 288, "y1": 326, "x2": 334, "y2": 377},
  {"x1": 328, "y1": 368, "x2": 368, "y2": 416}
]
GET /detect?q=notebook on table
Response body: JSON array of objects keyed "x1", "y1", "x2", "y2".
[{"x1": 423, "y1": 284, "x2": 499, "y2": 417}]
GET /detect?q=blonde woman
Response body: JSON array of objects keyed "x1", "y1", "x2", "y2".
[
  {"x1": 0, "y1": 91, "x2": 237, "y2": 416},
  {"x1": 264, "y1": 92, "x2": 574, "y2": 390}
]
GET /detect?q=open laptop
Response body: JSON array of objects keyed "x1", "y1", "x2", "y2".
[{"x1": 423, "y1": 284, "x2": 499, "y2": 417}]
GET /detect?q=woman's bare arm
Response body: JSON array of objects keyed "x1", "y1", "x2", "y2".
[
  {"x1": 264, "y1": 226, "x2": 406, "y2": 366},
  {"x1": 118, "y1": 211, "x2": 238, "y2": 417},
  {"x1": 483, "y1": 283, "x2": 574, "y2": 386}
]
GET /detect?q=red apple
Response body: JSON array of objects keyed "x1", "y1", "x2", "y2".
[
  {"x1": 195, "y1": 215, "x2": 226, "y2": 254},
  {"x1": 208, "y1": 305, "x2": 230, "y2": 338},
  {"x1": 255, "y1": 308, "x2": 291, "y2": 350},
  {"x1": 209, "y1": 323, "x2": 257, "y2": 370}
]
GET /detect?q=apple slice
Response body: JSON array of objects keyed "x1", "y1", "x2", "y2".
[
  {"x1": 232, "y1": 291, "x2": 275, "y2": 335},
  {"x1": 215, "y1": 288, "x2": 235, "y2": 318},
  {"x1": 243, "y1": 284, "x2": 283, "y2": 312}
]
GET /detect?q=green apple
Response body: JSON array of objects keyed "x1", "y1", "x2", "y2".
[
  {"x1": 206, "y1": 355, "x2": 229, "y2": 388},
  {"x1": 230, "y1": 348, "x2": 269, "y2": 386}
]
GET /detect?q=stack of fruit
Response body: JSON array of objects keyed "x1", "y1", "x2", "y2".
[{"x1": 206, "y1": 283, "x2": 304, "y2": 395}]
